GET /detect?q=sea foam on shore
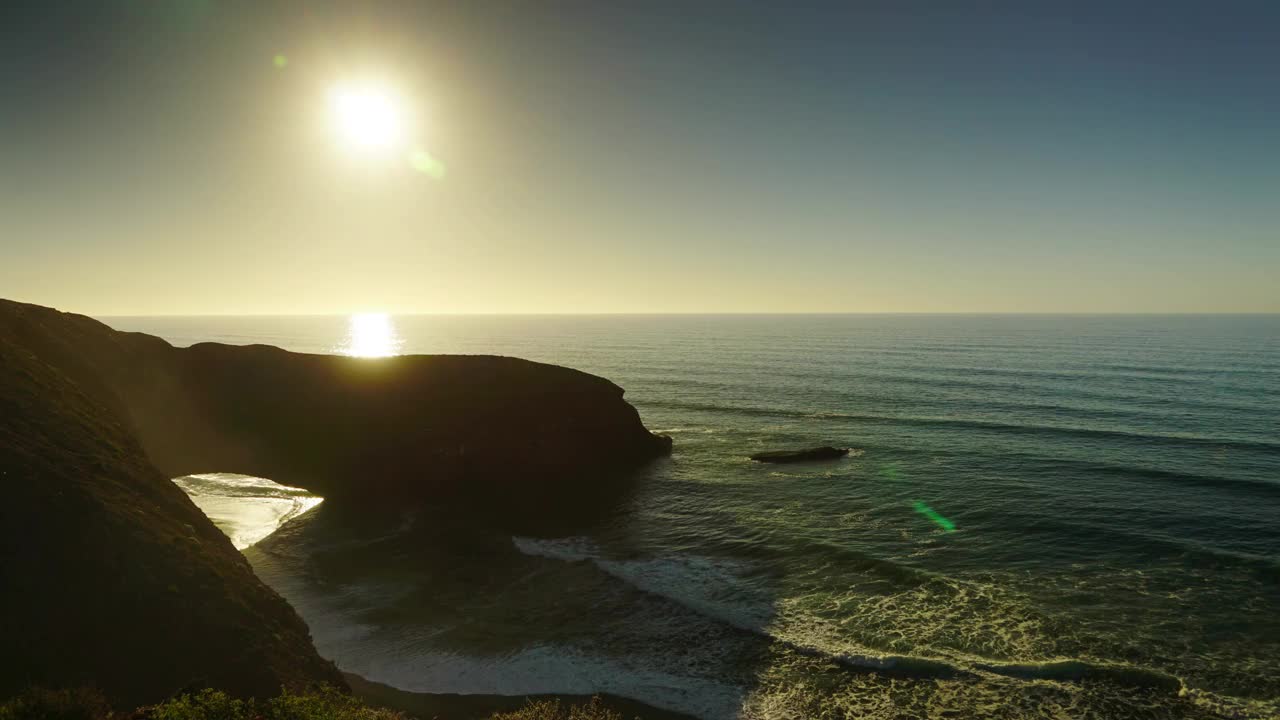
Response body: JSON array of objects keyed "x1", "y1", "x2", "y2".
[{"x1": 174, "y1": 473, "x2": 323, "y2": 550}]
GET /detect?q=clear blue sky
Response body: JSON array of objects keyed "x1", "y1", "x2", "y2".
[{"x1": 2, "y1": 1, "x2": 1277, "y2": 313}]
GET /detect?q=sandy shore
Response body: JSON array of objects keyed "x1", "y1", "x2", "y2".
[{"x1": 345, "y1": 673, "x2": 699, "y2": 720}]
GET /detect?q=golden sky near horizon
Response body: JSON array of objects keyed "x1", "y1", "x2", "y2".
[{"x1": 2, "y1": 4, "x2": 1277, "y2": 315}]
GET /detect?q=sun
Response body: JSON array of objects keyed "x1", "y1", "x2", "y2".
[
  {"x1": 338, "y1": 313, "x2": 402, "y2": 357},
  {"x1": 328, "y1": 82, "x2": 403, "y2": 151}
]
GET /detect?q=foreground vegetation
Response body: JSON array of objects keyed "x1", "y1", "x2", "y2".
[{"x1": 0, "y1": 688, "x2": 627, "y2": 720}]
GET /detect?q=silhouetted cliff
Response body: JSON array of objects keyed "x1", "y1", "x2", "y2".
[
  {"x1": 0, "y1": 300, "x2": 671, "y2": 505},
  {"x1": 0, "y1": 329, "x2": 345, "y2": 706},
  {"x1": 0, "y1": 298, "x2": 671, "y2": 705}
]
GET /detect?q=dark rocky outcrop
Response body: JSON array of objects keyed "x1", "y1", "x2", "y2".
[
  {"x1": 0, "y1": 299, "x2": 671, "y2": 505},
  {"x1": 0, "y1": 298, "x2": 672, "y2": 706},
  {"x1": 749, "y1": 446, "x2": 849, "y2": 463},
  {"x1": 0, "y1": 328, "x2": 345, "y2": 706}
]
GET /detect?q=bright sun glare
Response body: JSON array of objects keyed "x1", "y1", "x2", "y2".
[
  {"x1": 328, "y1": 83, "x2": 403, "y2": 151},
  {"x1": 339, "y1": 313, "x2": 402, "y2": 357}
]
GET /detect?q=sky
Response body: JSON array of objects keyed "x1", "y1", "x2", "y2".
[{"x1": 1, "y1": 1, "x2": 1277, "y2": 314}]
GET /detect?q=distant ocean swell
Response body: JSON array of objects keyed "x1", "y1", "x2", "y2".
[
  {"x1": 625, "y1": 358, "x2": 1280, "y2": 389},
  {"x1": 640, "y1": 398, "x2": 1279, "y2": 453},
  {"x1": 629, "y1": 368, "x2": 1278, "y2": 415}
]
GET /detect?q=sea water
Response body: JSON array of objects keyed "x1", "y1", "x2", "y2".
[
  {"x1": 173, "y1": 473, "x2": 323, "y2": 550},
  {"x1": 103, "y1": 314, "x2": 1280, "y2": 719}
]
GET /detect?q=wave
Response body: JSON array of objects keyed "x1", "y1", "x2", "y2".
[
  {"x1": 952, "y1": 503, "x2": 1280, "y2": 582},
  {"x1": 1047, "y1": 460, "x2": 1280, "y2": 498},
  {"x1": 173, "y1": 473, "x2": 323, "y2": 550},
  {"x1": 743, "y1": 438, "x2": 1280, "y2": 501},
  {"x1": 814, "y1": 652, "x2": 1185, "y2": 692},
  {"x1": 630, "y1": 366, "x2": 1279, "y2": 417},
  {"x1": 513, "y1": 536, "x2": 777, "y2": 631},
  {"x1": 510, "y1": 537, "x2": 1193, "y2": 694},
  {"x1": 636, "y1": 376, "x2": 1249, "y2": 425},
  {"x1": 175, "y1": 472, "x2": 319, "y2": 499},
  {"x1": 643, "y1": 399, "x2": 1280, "y2": 456},
  {"x1": 629, "y1": 356, "x2": 1280, "y2": 394},
  {"x1": 1091, "y1": 362, "x2": 1280, "y2": 378},
  {"x1": 332, "y1": 643, "x2": 750, "y2": 720},
  {"x1": 972, "y1": 659, "x2": 1182, "y2": 691}
]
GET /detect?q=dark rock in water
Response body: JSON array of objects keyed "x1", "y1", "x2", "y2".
[
  {"x1": 0, "y1": 298, "x2": 673, "y2": 705},
  {"x1": 750, "y1": 446, "x2": 850, "y2": 463}
]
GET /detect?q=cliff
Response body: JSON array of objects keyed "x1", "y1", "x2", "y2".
[
  {"x1": 0, "y1": 298, "x2": 671, "y2": 706},
  {"x1": 0, "y1": 300, "x2": 671, "y2": 504},
  {"x1": 0, "y1": 329, "x2": 345, "y2": 706}
]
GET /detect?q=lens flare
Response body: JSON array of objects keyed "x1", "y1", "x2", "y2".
[
  {"x1": 913, "y1": 501, "x2": 956, "y2": 533},
  {"x1": 408, "y1": 149, "x2": 447, "y2": 179}
]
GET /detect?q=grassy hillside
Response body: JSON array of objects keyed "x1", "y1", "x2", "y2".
[
  {"x1": 0, "y1": 688, "x2": 632, "y2": 720},
  {"x1": 0, "y1": 334, "x2": 344, "y2": 706}
]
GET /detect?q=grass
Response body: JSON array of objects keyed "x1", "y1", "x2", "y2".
[
  {"x1": 488, "y1": 698, "x2": 622, "y2": 720},
  {"x1": 146, "y1": 688, "x2": 402, "y2": 720},
  {"x1": 0, "y1": 688, "x2": 111, "y2": 720},
  {"x1": 0, "y1": 688, "x2": 630, "y2": 720}
]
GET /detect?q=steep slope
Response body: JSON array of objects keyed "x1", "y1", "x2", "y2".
[
  {"x1": 0, "y1": 333, "x2": 345, "y2": 706},
  {"x1": 0, "y1": 298, "x2": 671, "y2": 704}
]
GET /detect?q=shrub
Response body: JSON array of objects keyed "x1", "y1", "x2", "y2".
[
  {"x1": 140, "y1": 688, "x2": 405, "y2": 720},
  {"x1": 145, "y1": 690, "x2": 249, "y2": 720},
  {"x1": 0, "y1": 688, "x2": 111, "y2": 720},
  {"x1": 264, "y1": 687, "x2": 404, "y2": 720},
  {"x1": 489, "y1": 697, "x2": 623, "y2": 720},
  {"x1": 1, "y1": 688, "x2": 630, "y2": 720}
]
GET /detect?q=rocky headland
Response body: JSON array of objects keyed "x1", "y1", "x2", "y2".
[{"x1": 0, "y1": 299, "x2": 671, "y2": 707}]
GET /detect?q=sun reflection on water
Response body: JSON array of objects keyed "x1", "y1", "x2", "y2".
[{"x1": 337, "y1": 313, "x2": 403, "y2": 357}]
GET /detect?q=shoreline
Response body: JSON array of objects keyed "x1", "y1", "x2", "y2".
[{"x1": 344, "y1": 672, "x2": 700, "y2": 720}]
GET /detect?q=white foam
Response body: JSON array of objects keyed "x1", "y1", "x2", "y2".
[
  {"x1": 512, "y1": 537, "x2": 774, "y2": 634},
  {"x1": 510, "y1": 535, "x2": 600, "y2": 563},
  {"x1": 332, "y1": 642, "x2": 747, "y2": 720},
  {"x1": 174, "y1": 473, "x2": 323, "y2": 549}
]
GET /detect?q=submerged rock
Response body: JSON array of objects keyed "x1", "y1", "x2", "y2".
[{"x1": 750, "y1": 446, "x2": 850, "y2": 463}]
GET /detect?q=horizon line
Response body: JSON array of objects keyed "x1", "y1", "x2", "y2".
[{"x1": 93, "y1": 311, "x2": 1280, "y2": 318}]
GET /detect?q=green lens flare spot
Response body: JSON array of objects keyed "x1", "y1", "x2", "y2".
[
  {"x1": 879, "y1": 463, "x2": 900, "y2": 481},
  {"x1": 273, "y1": 54, "x2": 288, "y2": 69},
  {"x1": 409, "y1": 150, "x2": 447, "y2": 179},
  {"x1": 913, "y1": 501, "x2": 956, "y2": 533}
]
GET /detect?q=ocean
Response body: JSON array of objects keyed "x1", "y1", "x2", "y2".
[{"x1": 101, "y1": 314, "x2": 1280, "y2": 719}]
